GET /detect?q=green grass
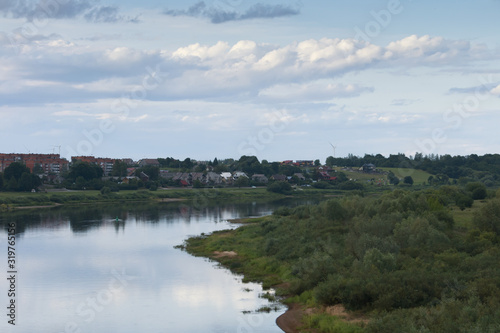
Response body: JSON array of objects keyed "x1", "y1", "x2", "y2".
[
  {"x1": 0, "y1": 187, "x2": 285, "y2": 208},
  {"x1": 379, "y1": 167, "x2": 434, "y2": 185},
  {"x1": 302, "y1": 313, "x2": 365, "y2": 333},
  {"x1": 332, "y1": 168, "x2": 386, "y2": 182},
  {"x1": 332, "y1": 167, "x2": 434, "y2": 186},
  {"x1": 450, "y1": 199, "x2": 487, "y2": 229}
]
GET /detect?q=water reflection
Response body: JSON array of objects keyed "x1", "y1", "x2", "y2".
[
  {"x1": 0, "y1": 198, "x2": 316, "y2": 236},
  {"x1": 0, "y1": 198, "x2": 319, "y2": 333}
]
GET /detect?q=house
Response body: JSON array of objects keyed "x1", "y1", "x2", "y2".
[
  {"x1": 138, "y1": 159, "x2": 160, "y2": 167},
  {"x1": 120, "y1": 176, "x2": 138, "y2": 184},
  {"x1": 122, "y1": 158, "x2": 134, "y2": 166},
  {"x1": 190, "y1": 172, "x2": 206, "y2": 183},
  {"x1": 220, "y1": 172, "x2": 233, "y2": 183},
  {"x1": 173, "y1": 172, "x2": 190, "y2": 183},
  {"x1": 232, "y1": 171, "x2": 248, "y2": 181},
  {"x1": 127, "y1": 168, "x2": 137, "y2": 177},
  {"x1": 252, "y1": 174, "x2": 269, "y2": 184},
  {"x1": 160, "y1": 170, "x2": 174, "y2": 180},
  {"x1": 206, "y1": 172, "x2": 222, "y2": 184},
  {"x1": 139, "y1": 172, "x2": 150, "y2": 182},
  {"x1": 179, "y1": 180, "x2": 189, "y2": 187},
  {"x1": 294, "y1": 173, "x2": 306, "y2": 181},
  {"x1": 361, "y1": 163, "x2": 376, "y2": 173},
  {"x1": 319, "y1": 172, "x2": 337, "y2": 181},
  {"x1": 318, "y1": 165, "x2": 333, "y2": 172},
  {"x1": 296, "y1": 160, "x2": 314, "y2": 167},
  {"x1": 271, "y1": 174, "x2": 287, "y2": 182}
]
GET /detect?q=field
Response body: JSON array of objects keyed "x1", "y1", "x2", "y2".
[
  {"x1": 379, "y1": 167, "x2": 434, "y2": 184},
  {"x1": 332, "y1": 166, "x2": 434, "y2": 185}
]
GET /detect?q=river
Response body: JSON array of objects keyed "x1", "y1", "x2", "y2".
[{"x1": 0, "y1": 198, "x2": 313, "y2": 333}]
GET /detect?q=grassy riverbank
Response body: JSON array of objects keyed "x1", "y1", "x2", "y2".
[
  {"x1": 0, "y1": 186, "x2": 376, "y2": 211},
  {"x1": 183, "y1": 188, "x2": 500, "y2": 332},
  {"x1": 0, "y1": 187, "x2": 282, "y2": 210}
]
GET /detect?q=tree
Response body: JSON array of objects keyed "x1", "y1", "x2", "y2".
[
  {"x1": 267, "y1": 181, "x2": 292, "y2": 194},
  {"x1": 6, "y1": 177, "x2": 17, "y2": 191},
  {"x1": 18, "y1": 172, "x2": 34, "y2": 191},
  {"x1": 314, "y1": 159, "x2": 321, "y2": 166},
  {"x1": 4, "y1": 162, "x2": 31, "y2": 181},
  {"x1": 403, "y1": 176, "x2": 414, "y2": 186},
  {"x1": 112, "y1": 160, "x2": 128, "y2": 177},
  {"x1": 473, "y1": 199, "x2": 500, "y2": 235},
  {"x1": 466, "y1": 182, "x2": 487, "y2": 200},
  {"x1": 137, "y1": 165, "x2": 159, "y2": 181},
  {"x1": 100, "y1": 186, "x2": 111, "y2": 195},
  {"x1": 33, "y1": 163, "x2": 44, "y2": 175},
  {"x1": 235, "y1": 176, "x2": 249, "y2": 188},
  {"x1": 68, "y1": 162, "x2": 103, "y2": 181},
  {"x1": 387, "y1": 171, "x2": 399, "y2": 185},
  {"x1": 181, "y1": 158, "x2": 194, "y2": 169}
]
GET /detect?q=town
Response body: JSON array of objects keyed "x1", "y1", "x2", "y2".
[{"x1": 0, "y1": 153, "x2": 390, "y2": 192}]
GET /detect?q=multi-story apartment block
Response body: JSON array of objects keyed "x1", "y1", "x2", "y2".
[{"x1": 0, "y1": 153, "x2": 69, "y2": 174}]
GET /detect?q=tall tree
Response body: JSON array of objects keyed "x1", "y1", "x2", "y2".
[
  {"x1": 4, "y1": 162, "x2": 31, "y2": 181},
  {"x1": 112, "y1": 160, "x2": 128, "y2": 177}
]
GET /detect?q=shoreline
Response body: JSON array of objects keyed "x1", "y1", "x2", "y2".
[
  {"x1": 2, "y1": 197, "x2": 188, "y2": 211},
  {"x1": 275, "y1": 303, "x2": 303, "y2": 333}
]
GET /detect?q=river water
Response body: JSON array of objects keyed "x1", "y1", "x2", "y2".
[{"x1": 0, "y1": 198, "x2": 311, "y2": 333}]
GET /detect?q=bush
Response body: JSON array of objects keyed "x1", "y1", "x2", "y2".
[
  {"x1": 403, "y1": 176, "x2": 414, "y2": 185},
  {"x1": 472, "y1": 187, "x2": 487, "y2": 200},
  {"x1": 100, "y1": 187, "x2": 111, "y2": 195},
  {"x1": 340, "y1": 181, "x2": 364, "y2": 191},
  {"x1": 456, "y1": 194, "x2": 474, "y2": 210},
  {"x1": 267, "y1": 181, "x2": 292, "y2": 195},
  {"x1": 473, "y1": 199, "x2": 500, "y2": 234}
]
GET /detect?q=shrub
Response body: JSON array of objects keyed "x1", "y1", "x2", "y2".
[
  {"x1": 267, "y1": 181, "x2": 292, "y2": 195},
  {"x1": 472, "y1": 187, "x2": 487, "y2": 200},
  {"x1": 100, "y1": 187, "x2": 111, "y2": 195}
]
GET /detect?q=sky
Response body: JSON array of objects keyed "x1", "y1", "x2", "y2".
[{"x1": 0, "y1": 0, "x2": 499, "y2": 162}]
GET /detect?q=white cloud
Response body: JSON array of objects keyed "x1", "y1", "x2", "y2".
[
  {"x1": 491, "y1": 84, "x2": 500, "y2": 95},
  {"x1": 258, "y1": 82, "x2": 373, "y2": 102},
  {"x1": 0, "y1": 34, "x2": 494, "y2": 107}
]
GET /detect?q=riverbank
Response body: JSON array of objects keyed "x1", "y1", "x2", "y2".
[
  {"x1": 0, "y1": 187, "x2": 285, "y2": 211},
  {"x1": 182, "y1": 215, "x2": 366, "y2": 333},
  {"x1": 183, "y1": 191, "x2": 500, "y2": 332},
  {"x1": 0, "y1": 186, "x2": 347, "y2": 212}
]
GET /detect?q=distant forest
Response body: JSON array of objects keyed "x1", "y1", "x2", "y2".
[{"x1": 325, "y1": 153, "x2": 500, "y2": 186}]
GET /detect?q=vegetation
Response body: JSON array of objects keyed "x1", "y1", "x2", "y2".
[
  {"x1": 326, "y1": 153, "x2": 500, "y2": 187},
  {"x1": 0, "y1": 162, "x2": 41, "y2": 191},
  {"x1": 184, "y1": 187, "x2": 500, "y2": 332}
]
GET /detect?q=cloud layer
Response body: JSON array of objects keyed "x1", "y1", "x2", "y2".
[
  {"x1": 0, "y1": 0, "x2": 138, "y2": 23},
  {"x1": 0, "y1": 34, "x2": 493, "y2": 106},
  {"x1": 163, "y1": 1, "x2": 300, "y2": 23}
]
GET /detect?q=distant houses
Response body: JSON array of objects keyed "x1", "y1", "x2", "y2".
[
  {"x1": 271, "y1": 174, "x2": 287, "y2": 182},
  {"x1": 361, "y1": 163, "x2": 376, "y2": 173},
  {"x1": 252, "y1": 174, "x2": 269, "y2": 184},
  {"x1": 138, "y1": 159, "x2": 160, "y2": 167}
]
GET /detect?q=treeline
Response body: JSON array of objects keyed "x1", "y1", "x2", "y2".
[
  {"x1": 60, "y1": 161, "x2": 161, "y2": 192},
  {"x1": 326, "y1": 153, "x2": 500, "y2": 186},
  {"x1": 0, "y1": 162, "x2": 41, "y2": 191},
  {"x1": 187, "y1": 187, "x2": 500, "y2": 332},
  {"x1": 160, "y1": 155, "x2": 305, "y2": 177}
]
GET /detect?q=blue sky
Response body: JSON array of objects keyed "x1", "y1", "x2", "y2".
[{"x1": 0, "y1": 0, "x2": 499, "y2": 162}]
